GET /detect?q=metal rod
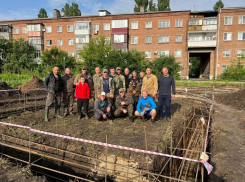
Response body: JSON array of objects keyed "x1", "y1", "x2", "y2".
[{"x1": 105, "y1": 134, "x2": 107, "y2": 182}]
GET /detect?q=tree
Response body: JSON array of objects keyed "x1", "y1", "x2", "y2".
[
  {"x1": 61, "y1": 2, "x2": 81, "y2": 17},
  {"x1": 134, "y1": 0, "x2": 149, "y2": 12},
  {"x1": 213, "y1": 0, "x2": 224, "y2": 10},
  {"x1": 38, "y1": 8, "x2": 48, "y2": 18},
  {"x1": 148, "y1": 0, "x2": 157, "y2": 11},
  {"x1": 158, "y1": 0, "x2": 171, "y2": 11}
]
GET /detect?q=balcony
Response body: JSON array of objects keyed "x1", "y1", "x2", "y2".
[
  {"x1": 28, "y1": 31, "x2": 43, "y2": 37},
  {"x1": 75, "y1": 29, "x2": 91, "y2": 35},
  {"x1": 0, "y1": 32, "x2": 11, "y2": 39},
  {"x1": 188, "y1": 40, "x2": 217, "y2": 48},
  {"x1": 75, "y1": 44, "x2": 86, "y2": 50},
  {"x1": 188, "y1": 17, "x2": 217, "y2": 32}
]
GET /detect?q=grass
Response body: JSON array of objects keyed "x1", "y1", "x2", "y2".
[{"x1": 176, "y1": 80, "x2": 245, "y2": 87}]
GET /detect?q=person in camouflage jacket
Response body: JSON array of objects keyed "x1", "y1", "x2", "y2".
[
  {"x1": 93, "y1": 67, "x2": 102, "y2": 99},
  {"x1": 74, "y1": 66, "x2": 93, "y2": 91}
]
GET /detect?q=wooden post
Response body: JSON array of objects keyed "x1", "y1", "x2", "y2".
[{"x1": 144, "y1": 126, "x2": 150, "y2": 180}]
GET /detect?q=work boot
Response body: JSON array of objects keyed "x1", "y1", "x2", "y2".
[
  {"x1": 77, "y1": 113, "x2": 82, "y2": 120},
  {"x1": 142, "y1": 115, "x2": 146, "y2": 122},
  {"x1": 55, "y1": 106, "x2": 64, "y2": 119},
  {"x1": 166, "y1": 117, "x2": 171, "y2": 122},
  {"x1": 129, "y1": 116, "x2": 134, "y2": 123},
  {"x1": 107, "y1": 116, "x2": 113, "y2": 123},
  {"x1": 44, "y1": 108, "x2": 49, "y2": 122},
  {"x1": 151, "y1": 118, "x2": 156, "y2": 124},
  {"x1": 63, "y1": 109, "x2": 69, "y2": 118},
  {"x1": 85, "y1": 113, "x2": 89, "y2": 120}
]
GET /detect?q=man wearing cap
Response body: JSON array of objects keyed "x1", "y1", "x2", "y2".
[
  {"x1": 74, "y1": 66, "x2": 93, "y2": 91},
  {"x1": 116, "y1": 67, "x2": 126, "y2": 90},
  {"x1": 94, "y1": 92, "x2": 112, "y2": 122},
  {"x1": 114, "y1": 88, "x2": 134, "y2": 123},
  {"x1": 93, "y1": 67, "x2": 102, "y2": 100},
  {"x1": 109, "y1": 67, "x2": 120, "y2": 97},
  {"x1": 97, "y1": 69, "x2": 114, "y2": 103}
]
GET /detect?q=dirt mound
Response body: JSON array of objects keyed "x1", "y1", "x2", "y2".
[
  {"x1": 215, "y1": 87, "x2": 245, "y2": 109},
  {"x1": 0, "y1": 82, "x2": 19, "y2": 99},
  {"x1": 18, "y1": 75, "x2": 46, "y2": 96}
]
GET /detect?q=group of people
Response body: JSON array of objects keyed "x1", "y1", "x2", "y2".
[{"x1": 44, "y1": 65, "x2": 176, "y2": 124}]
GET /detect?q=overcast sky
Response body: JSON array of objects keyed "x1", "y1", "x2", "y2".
[{"x1": 0, "y1": 0, "x2": 244, "y2": 21}]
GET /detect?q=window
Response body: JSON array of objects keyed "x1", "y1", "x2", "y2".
[
  {"x1": 67, "y1": 25, "x2": 73, "y2": 32},
  {"x1": 0, "y1": 25, "x2": 9, "y2": 32},
  {"x1": 175, "y1": 50, "x2": 182, "y2": 57},
  {"x1": 104, "y1": 23, "x2": 110, "y2": 30},
  {"x1": 105, "y1": 37, "x2": 110, "y2": 43},
  {"x1": 22, "y1": 27, "x2": 27, "y2": 34},
  {"x1": 76, "y1": 35, "x2": 89, "y2": 43},
  {"x1": 145, "y1": 51, "x2": 151, "y2": 58},
  {"x1": 112, "y1": 20, "x2": 128, "y2": 28},
  {"x1": 93, "y1": 24, "x2": 99, "y2": 31},
  {"x1": 238, "y1": 32, "x2": 245, "y2": 40},
  {"x1": 145, "y1": 21, "x2": 152, "y2": 28},
  {"x1": 224, "y1": 33, "x2": 232, "y2": 41},
  {"x1": 159, "y1": 20, "x2": 170, "y2": 28},
  {"x1": 175, "y1": 20, "x2": 183, "y2": 27},
  {"x1": 68, "y1": 39, "x2": 74, "y2": 45},
  {"x1": 239, "y1": 16, "x2": 245, "y2": 24},
  {"x1": 175, "y1": 35, "x2": 182, "y2": 42},
  {"x1": 222, "y1": 65, "x2": 229, "y2": 73},
  {"x1": 13, "y1": 28, "x2": 19, "y2": 34},
  {"x1": 224, "y1": 17, "x2": 232, "y2": 25},
  {"x1": 223, "y1": 50, "x2": 230, "y2": 57},
  {"x1": 75, "y1": 22, "x2": 89, "y2": 29},
  {"x1": 159, "y1": 50, "x2": 169, "y2": 57},
  {"x1": 114, "y1": 34, "x2": 124, "y2": 43},
  {"x1": 158, "y1": 35, "x2": 169, "y2": 43},
  {"x1": 131, "y1": 22, "x2": 138, "y2": 29},
  {"x1": 57, "y1": 39, "x2": 63, "y2": 46},
  {"x1": 68, "y1": 52, "x2": 74, "y2": 57},
  {"x1": 34, "y1": 50, "x2": 41, "y2": 59},
  {"x1": 237, "y1": 49, "x2": 245, "y2": 57},
  {"x1": 131, "y1": 36, "x2": 138, "y2": 44},
  {"x1": 145, "y1": 36, "x2": 152, "y2": 44},
  {"x1": 29, "y1": 37, "x2": 42, "y2": 44},
  {"x1": 57, "y1": 26, "x2": 62, "y2": 32},
  {"x1": 27, "y1": 24, "x2": 41, "y2": 31},
  {"x1": 46, "y1": 26, "x2": 52, "y2": 33},
  {"x1": 46, "y1": 40, "x2": 52, "y2": 46}
]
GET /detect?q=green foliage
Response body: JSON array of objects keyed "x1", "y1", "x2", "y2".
[
  {"x1": 61, "y1": 2, "x2": 81, "y2": 17},
  {"x1": 0, "y1": 38, "x2": 37, "y2": 74},
  {"x1": 134, "y1": 0, "x2": 149, "y2": 12},
  {"x1": 158, "y1": 0, "x2": 171, "y2": 11},
  {"x1": 40, "y1": 46, "x2": 76, "y2": 73},
  {"x1": 189, "y1": 57, "x2": 201, "y2": 77},
  {"x1": 151, "y1": 56, "x2": 182, "y2": 79},
  {"x1": 149, "y1": 0, "x2": 157, "y2": 11},
  {"x1": 213, "y1": 0, "x2": 224, "y2": 10},
  {"x1": 38, "y1": 8, "x2": 48, "y2": 18},
  {"x1": 219, "y1": 58, "x2": 245, "y2": 80}
]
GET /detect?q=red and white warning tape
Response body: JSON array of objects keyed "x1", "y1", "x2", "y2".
[
  {"x1": 0, "y1": 88, "x2": 47, "y2": 92},
  {"x1": 0, "y1": 121, "x2": 213, "y2": 174}
]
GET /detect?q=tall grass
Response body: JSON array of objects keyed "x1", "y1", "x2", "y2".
[{"x1": 176, "y1": 80, "x2": 245, "y2": 87}]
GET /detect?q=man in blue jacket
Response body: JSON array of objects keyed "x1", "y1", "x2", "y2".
[{"x1": 135, "y1": 90, "x2": 157, "y2": 124}]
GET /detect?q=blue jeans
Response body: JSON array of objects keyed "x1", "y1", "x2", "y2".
[{"x1": 159, "y1": 95, "x2": 171, "y2": 118}]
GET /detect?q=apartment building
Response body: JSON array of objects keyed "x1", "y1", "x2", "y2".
[{"x1": 0, "y1": 7, "x2": 245, "y2": 79}]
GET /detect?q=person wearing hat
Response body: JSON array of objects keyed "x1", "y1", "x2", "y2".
[
  {"x1": 109, "y1": 67, "x2": 120, "y2": 97},
  {"x1": 97, "y1": 69, "x2": 115, "y2": 104},
  {"x1": 93, "y1": 67, "x2": 102, "y2": 100},
  {"x1": 114, "y1": 88, "x2": 134, "y2": 123},
  {"x1": 116, "y1": 67, "x2": 126, "y2": 90},
  {"x1": 74, "y1": 66, "x2": 93, "y2": 91},
  {"x1": 94, "y1": 91, "x2": 112, "y2": 122}
]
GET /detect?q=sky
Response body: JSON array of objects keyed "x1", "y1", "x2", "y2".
[{"x1": 0, "y1": 0, "x2": 244, "y2": 21}]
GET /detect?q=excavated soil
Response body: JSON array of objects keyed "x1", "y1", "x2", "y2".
[{"x1": 0, "y1": 82, "x2": 20, "y2": 99}]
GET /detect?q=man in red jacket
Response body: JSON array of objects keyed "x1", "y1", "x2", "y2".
[{"x1": 75, "y1": 76, "x2": 90, "y2": 120}]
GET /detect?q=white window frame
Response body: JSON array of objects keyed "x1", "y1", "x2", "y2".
[
  {"x1": 158, "y1": 35, "x2": 169, "y2": 43},
  {"x1": 175, "y1": 19, "x2": 183, "y2": 27},
  {"x1": 223, "y1": 50, "x2": 230, "y2": 57},
  {"x1": 75, "y1": 22, "x2": 89, "y2": 30},
  {"x1": 57, "y1": 39, "x2": 63, "y2": 46},
  {"x1": 145, "y1": 21, "x2": 152, "y2": 29},
  {"x1": 223, "y1": 32, "x2": 232, "y2": 41},
  {"x1": 239, "y1": 16, "x2": 245, "y2": 24},
  {"x1": 145, "y1": 51, "x2": 151, "y2": 58},
  {"x1": 46, "y1": 40, "x2": 52, "y2": 46},
  {"x1": 93, "y1": 24, "x2": 99, "y2": 31},
  {"x1": 175, "y1": 35, "x2": 182, "y2": 42},
  {"x1": 68, "y1": 39, "x2": 74, "y2": 46},
  {"x1": 103, "y1": 23, "x2": 110, "y2": 31},
  {"x1": 159, "y1": 20, "x2": 170, "y2": 28},
  {"x1": 131, "y1": 36, "x2": 138, "y2": 44},
  {"x1": 68, "y1": 52, "x2": 74, "y2": 57},
  {"x1": 238, "y1": 32, "x2": 245, "y2": 40},
  {"x1": 13, "y1": 28, "x2": 19, "y2": 34},
  {"x1": 46, "y1": 26, "x2": 52, "y2": 33},
  {"x1": 145, "y1": 36, "x2": 152, "y2": 44},
  {"x1": 112, "y1": 20, "x2": 128, "y2": 28},
  {"x1": 27, "y1": 24, "x2": 41, "y2": 32},
  {"x1": 222, "y1": 65, "x2": 229, "y2": 73},
  {"x1": 76, "y1": 35, "x2": 90, "y2": 43},
  {"x1": 67, "y1": 25, "x2": 73, "y2": 32},
  {"x1": 159, "y1": 50, "x2": 169, "y2": 57},
  {"x1": 175, "y1": 50, "x2": 182, "y2": 58},
  {"x1": 131, "y1": 22, "x2": 138, "y2": 29},
  {"x1": 224, "y1": 16, "x2": 233, "y2": 25},
  {"x1": 105, "y1": 37, "x2": 110, "y2": 44},
  {"x1": 57, "y1": 26, "x2": 62, "y2": 33},
  {"x1": 237, "y1": 49, "x2": 245, "y2": 57},
  {"x1": 114, "y1": 34, "x2": 124, "y2": 43},
  {"x1": 22, "y1": 27, "x2": 27, "y2": 34}
]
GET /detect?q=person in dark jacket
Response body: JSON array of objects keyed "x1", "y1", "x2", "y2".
[
  {"x1": 123, "y1": 68, "x2": 132, "y2": 91},
  {"x1": 128, "y1": 71, "x2": 140, "y2": 111},
  {"x1": 158, "y1": 67, "x2": 176, "y2": 121},
  {"x1": 44, "y1": 66, "x2": 63, "y2": 122},
  {"x1": 94, "y1": 92, "x2": 112, "y2": 122},
  {"x1": 62, "y1": 68, "x2": 75, "y2": 117}
]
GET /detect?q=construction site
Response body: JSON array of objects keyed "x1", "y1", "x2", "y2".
[{"x1": 0, "y1": 76, "x2": 244, "y2": 182}]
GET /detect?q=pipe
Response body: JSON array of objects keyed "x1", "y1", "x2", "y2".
[{"x1": 216, "y1": 8, "x2": 221, "y2": 78}]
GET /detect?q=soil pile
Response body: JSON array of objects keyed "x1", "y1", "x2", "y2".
[
  {"x1": 0, "y1": 82, "x2": 19, "y2": 99},
  {"x1": 18, "y1": 75, "x2": 46, "y2": 96},
  {"x1": 215, "y1": 87, "x2": 245, "y2": 109}
]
